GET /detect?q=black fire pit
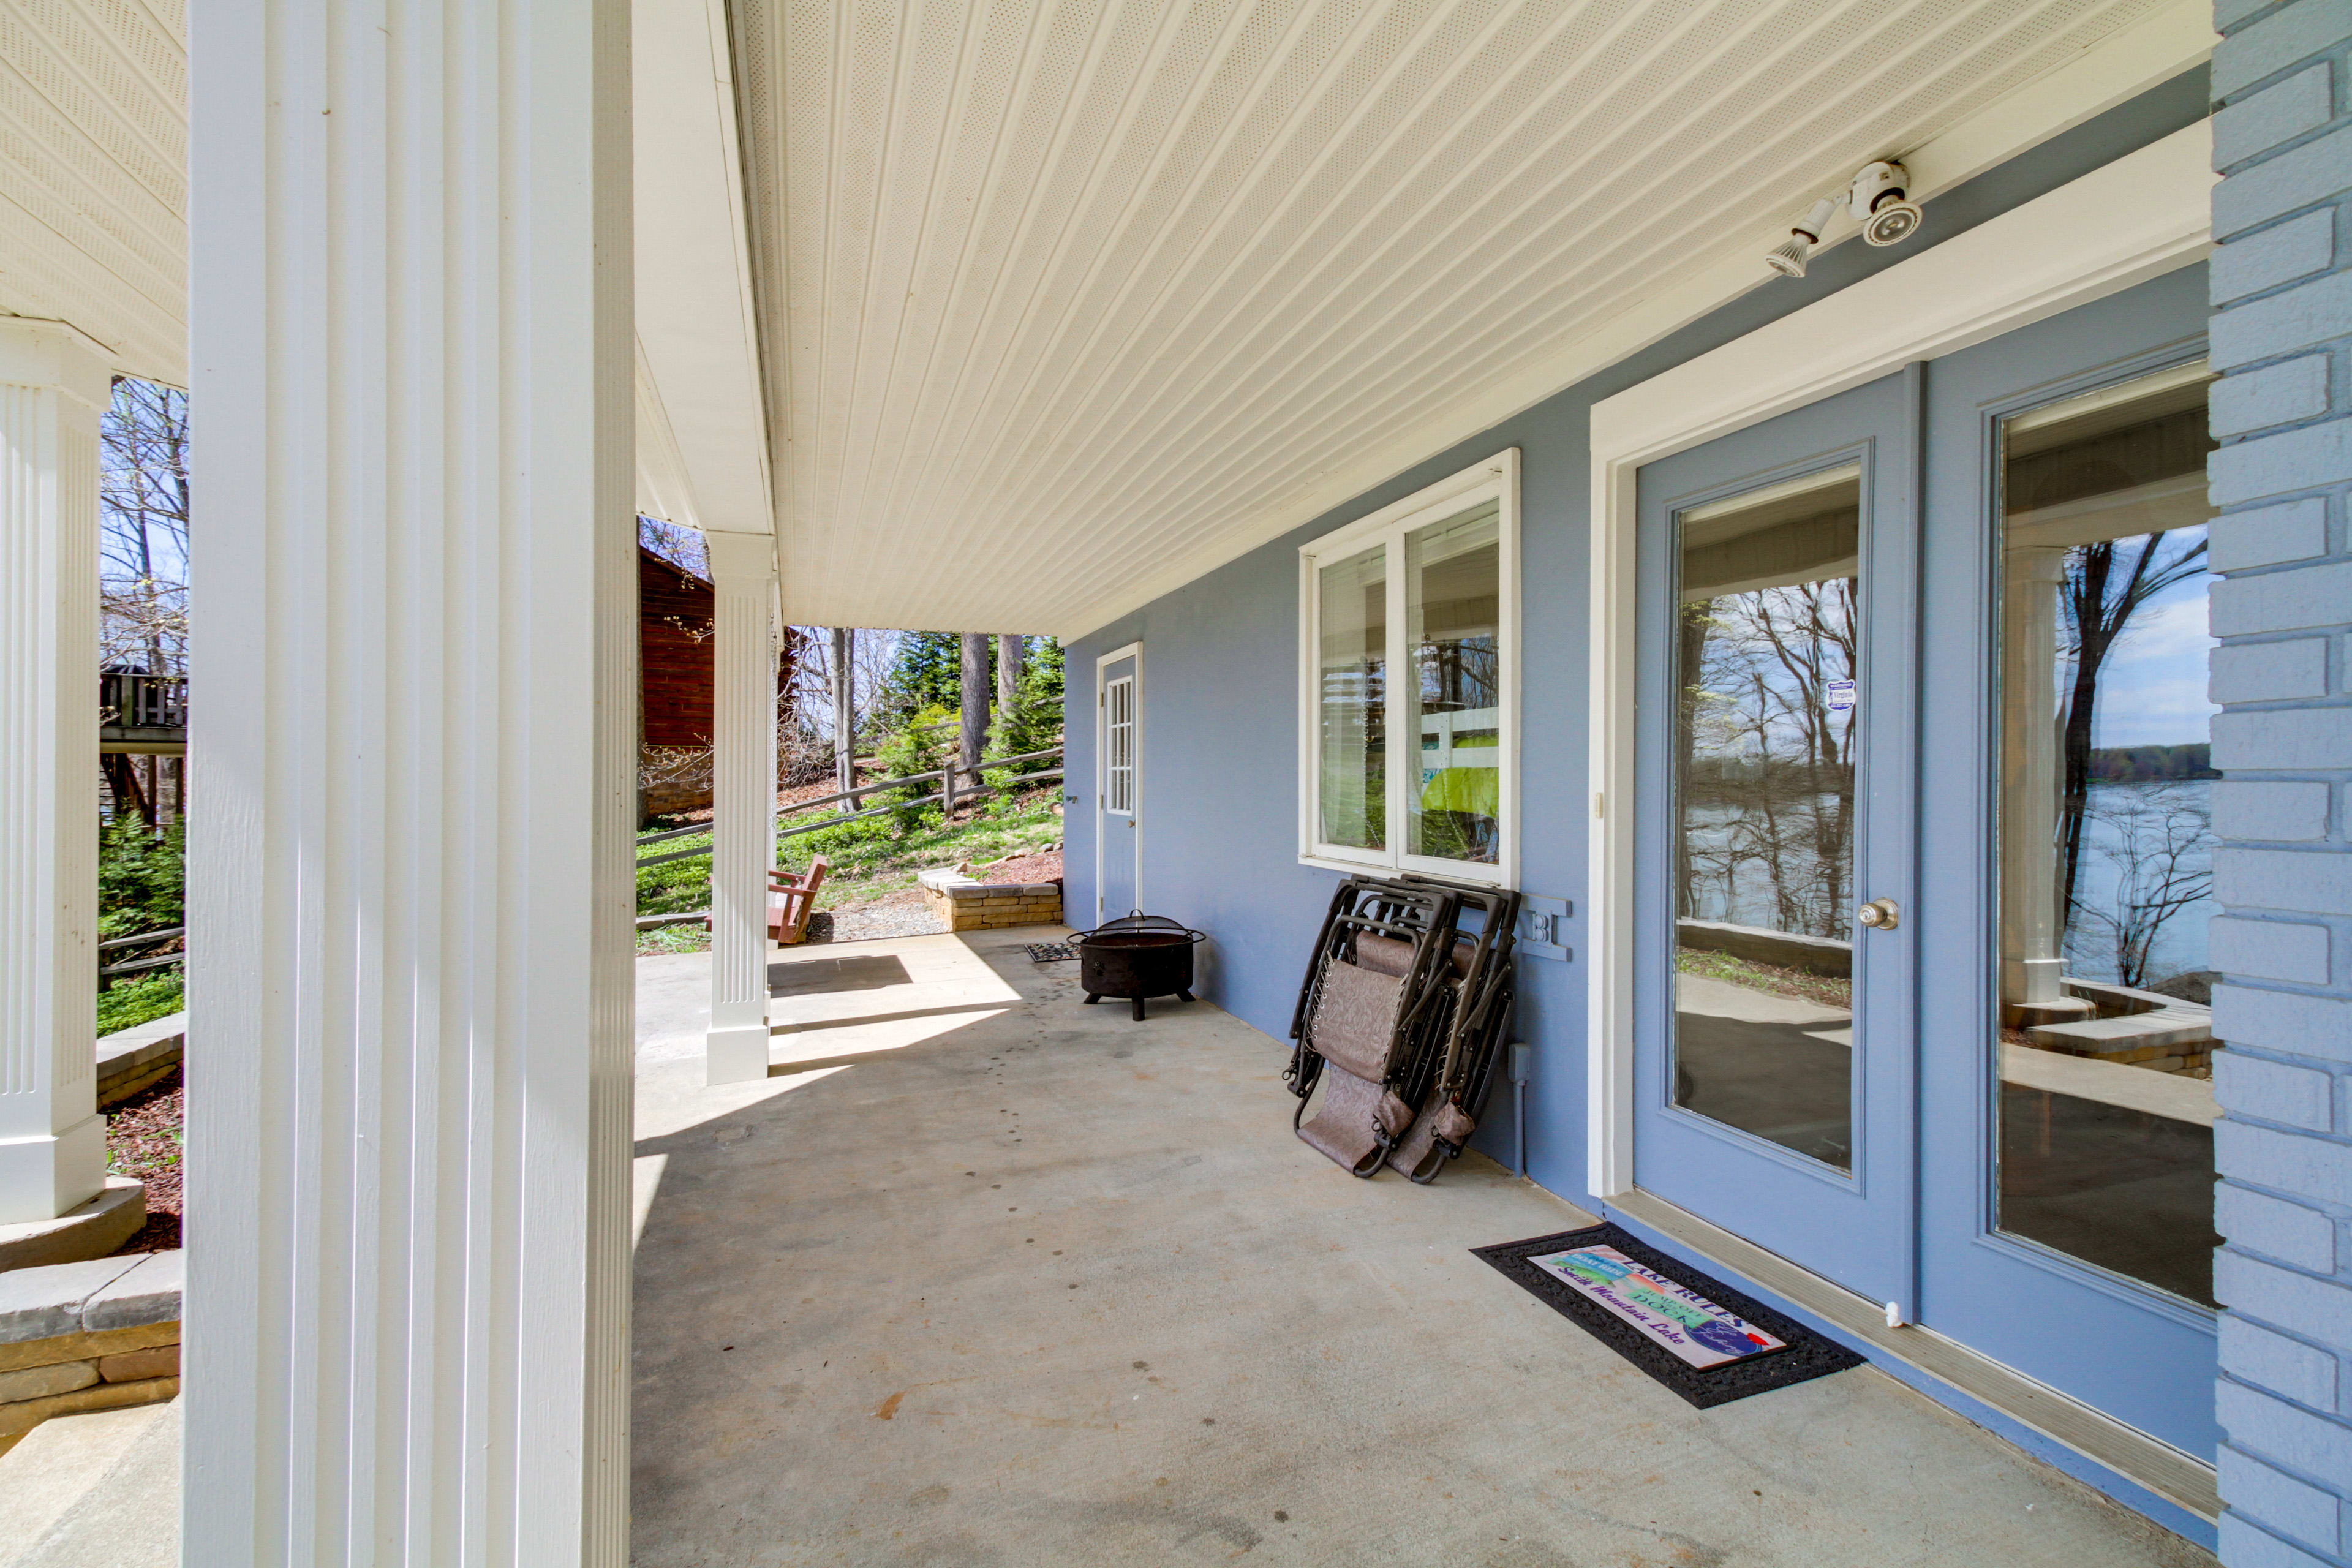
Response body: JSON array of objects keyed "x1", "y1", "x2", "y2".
[{"x1": 1071, "y1": 913, "x2": 1205, "y2": 1020}]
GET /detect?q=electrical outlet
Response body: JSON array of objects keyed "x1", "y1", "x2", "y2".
[{"x1": 1518, "y1": 895, "x2": 1570, "y2": 962}]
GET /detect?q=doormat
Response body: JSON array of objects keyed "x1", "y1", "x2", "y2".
[
  {"x1": 1023, "y1": 941, "x2": 1077, "y2": 963},
  {"x1": 1472, "y1": 1222, "x2": 1863, "y2": 1408}
]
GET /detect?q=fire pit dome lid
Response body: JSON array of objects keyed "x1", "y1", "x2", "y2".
[{"x1": 1072, "y1": 911, "x2": 1205, "y2": 946}]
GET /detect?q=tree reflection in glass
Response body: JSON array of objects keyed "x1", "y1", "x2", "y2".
[
  {"x1": 1317, "y1": 546, "x2": 1385, "y2": 850},
  {"x1": 1672, "y1": 467, "x2": 1861, "y2": 1169},
  {"x1": 1407, "y1": 502, "x2": 1501, "y2": 864},
  {"x1": 1996, "y1": 367, "x2": 2220, "y2": 1306}
]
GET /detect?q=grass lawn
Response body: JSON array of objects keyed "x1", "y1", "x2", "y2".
[
  {"x1": 635, "y1": 788, "x2": 1063, "y2": 954},
  {"x1": 1673, "y1": 946, "x2": 1851, "y2": 1009}
]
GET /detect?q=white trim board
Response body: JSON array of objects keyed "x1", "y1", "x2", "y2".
[
  {"x1": 1580, "y1": 119, "x2": 2214, "y2": 1198},
  {"x1": 1093, "y1": 642, "x2": 1144, "y2": 922},
  {"x1": 1053, "y1": 0, "x2": 2214, "y2": 642}
]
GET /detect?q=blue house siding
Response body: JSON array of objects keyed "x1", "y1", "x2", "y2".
[
  {"x1": 1066, "y1": 68, "x2": 2211, "y2": 1200},
  {"x1": 1058, "y1": 58, "x2": 2305, "y2": 1542},
  {"x1": 2207, "y1": 1, "x2": 2352, "y2": 1564}
]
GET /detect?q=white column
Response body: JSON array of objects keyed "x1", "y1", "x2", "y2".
[
  {"x1": 832, "y1": 625, "x2": 855, "y2": 797},
  {"x1": 705, "y1": 532, "x2": 777, "y2": 1085},
  {"x1": 0, "y1": 322, "x2": 108, "y2": 1224},
  {"x1": 186, "y1": 1, "x2": 634, "y2": 1562},
  {"x1": 1999, "y1": 543, "x2": 2088, "y2": 1019}
]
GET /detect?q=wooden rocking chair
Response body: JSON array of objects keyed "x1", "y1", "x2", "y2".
[{"x1": 768, "y1": 856, "x2": 828, "y2": 945}]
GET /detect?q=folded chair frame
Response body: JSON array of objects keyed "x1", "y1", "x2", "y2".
[{"x1": 1284, "y1": 873, "x2": 1521, "y2": 1182}]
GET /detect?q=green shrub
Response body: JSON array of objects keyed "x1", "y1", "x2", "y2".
[
  {"x1": 97, "y1": 819, "x2": 184, "y2": 938},
  {"x1": 96, "y1": 970, "x2": 183, "y2": 1036},
  {"x1": 875, "y1": 704, "x2": 954, "y2": 828}
]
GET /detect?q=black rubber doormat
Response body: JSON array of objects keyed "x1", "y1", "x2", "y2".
[
  {"x1": 1023, "y1": 941, "x2": 1077, "y2": 963},
  {"x1": 1472, "y1": 1222, "x2": 1863, "y2": 1408}
]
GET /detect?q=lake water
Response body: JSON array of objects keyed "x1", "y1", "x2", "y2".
[{"x1": 1681, "y1": 777, "x2": 2213, "y2": 989}]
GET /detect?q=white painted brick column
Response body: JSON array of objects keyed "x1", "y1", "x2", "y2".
[
  {"x1": 184, "y1": 1, "x2": 635, "y2": 1561},
  {"x1": 0, "y1": 322, "x2": 108, "y2": 1225},
  {"x1": 705, "y1": 532, "x2": 778, "y2": 1085},
  {"x1": 2206, "y1": 2, "x2": 2352, "y2": 1562}
]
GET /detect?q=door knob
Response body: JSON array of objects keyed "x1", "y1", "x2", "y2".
[{"x1": 1856, "y1": 897, "x2": 1900, "y2": 931}]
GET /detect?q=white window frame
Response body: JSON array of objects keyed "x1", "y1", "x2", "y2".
[
  {"x1": 1297, "y1": 449, "x2": 1520, "y2": 889},
  {"x1": 1102, "y1": 674, "x2": 1136, "y2": 815}
]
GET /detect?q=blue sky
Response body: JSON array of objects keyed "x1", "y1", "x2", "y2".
[{"x1": 2087, "y1": 568, "x2": 2216, "y2": 751}]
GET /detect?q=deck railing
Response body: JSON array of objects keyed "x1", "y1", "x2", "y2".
[{"x1": 100, "y1": 672, "x2": 189, "y2": 739}]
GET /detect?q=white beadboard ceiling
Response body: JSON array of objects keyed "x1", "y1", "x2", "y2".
[
  {"x1": 0, "y1": 0, "x2": 185, "y2": 387},
  {"x1": 733, "y1": 0, "x2": 2201, "y2": 636}
]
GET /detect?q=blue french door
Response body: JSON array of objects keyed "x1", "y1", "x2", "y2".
[
  {"x1": 1632, "y1": 372, "x2": 1921, "y2": 1311},
  {"x1": 1916, "y1": 266, "x2": 2217, "y2": 1459},
  {"x1": 1632, "y1": 265, "x2": 2219, "y2": 1461}
]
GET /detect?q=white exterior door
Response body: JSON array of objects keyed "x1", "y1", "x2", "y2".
[{"x1": 1096, "y1": 645, "x2": 1142, "y2": 920}]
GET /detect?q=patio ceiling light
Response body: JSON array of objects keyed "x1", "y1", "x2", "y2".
[{"x1": 1766, "y1": 161, "x2": 1923, "y2": 278}]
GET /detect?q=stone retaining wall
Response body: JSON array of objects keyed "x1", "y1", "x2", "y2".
[
  {"x1": 0, "y1": 1250, "x2": 180, "y2": 1455},
  {"x1": 96, "y1": 1011, "x2": 184, "y2": 1107},
  {"x1": 917, "y1": 867, "x2": 1063, "y2": 932}
]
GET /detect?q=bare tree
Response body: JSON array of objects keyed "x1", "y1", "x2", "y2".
[
  {"x1": 1679, "y1": 578, "x2": 1858, "y2": 940},
  {"x1": 638, "y1": 513, "x2": 707, "y2": 577},
  {"x1": 100, "y1": 377, "x2": 192, "y2": 829},
  {"x1": 831, "y1": 627, "x2": 854, "y2": 797},
  {"x1": 2056, "y1": 530, "x2": 2206, "y2": 938},
  {"x1": 2073, "y1": 784, "x2": 2212, "y2": 988}
]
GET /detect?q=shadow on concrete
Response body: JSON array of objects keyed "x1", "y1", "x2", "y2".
[
  {"x1": 767, "y1": 952, "x2": 913, "y2": 995},
  {"x1": 769, "y1": 1001, "x2": 1012, "y2": 1038}
]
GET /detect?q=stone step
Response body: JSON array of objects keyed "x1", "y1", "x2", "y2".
[
  {"x1": 0, "y1": 1398, "x2": 178, "y2": 1568},
  {"x1": 2026, "y1": 1008, "x2": 2214, "y2": 1055}
]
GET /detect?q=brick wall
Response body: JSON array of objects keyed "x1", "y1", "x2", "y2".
[
  {"x1": 2207, "y1": 3, "x2": 2352, "y2": 1562},
  {"x1": 641, "y1": 546, "x2": 717, "y2": 747}
]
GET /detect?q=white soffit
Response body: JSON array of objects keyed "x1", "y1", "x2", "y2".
[
  {"x1": 733, "y1": 0, "x2": 2212, "y2": 636},
  {"x1": 636, "y1": 0, "x2": 773, "y2": 540},
  {"x1": 0, "y1": 0, "x2": 185, "y2": 386}
]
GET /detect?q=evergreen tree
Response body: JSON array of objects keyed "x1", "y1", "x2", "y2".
[
  {"x1": 881, "y1": 631, "x2": 964, "y2": 721},
  {"x1": 992, "y1": 637, "x2": 1065, "y2": 758}
]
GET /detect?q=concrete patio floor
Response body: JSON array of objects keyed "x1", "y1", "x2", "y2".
[{"x1": 630, "y1": 929, "x2": 2214, "y2": 1567}]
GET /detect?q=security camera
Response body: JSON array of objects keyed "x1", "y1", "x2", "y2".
[
  {"x1": 1848, "y1": 160, "x2": 1922, "y2": 247},
  {"x1": 1765, "y1": 197, "x2": 1839, "y2": 279}
]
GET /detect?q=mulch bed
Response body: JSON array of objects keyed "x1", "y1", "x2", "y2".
[
  {"x1": 105, "y1": 1065, "x2": 183, "y2": 1254},
  {"x1": 973, "y1": 848, "x2": 1062, "y2": 884}
]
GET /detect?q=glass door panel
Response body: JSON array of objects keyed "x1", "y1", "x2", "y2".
[
  {"x1": 1995, "y1": 366, "x2": 2220, "y2": 1306},
  {"x1": 1674, "y1": 467, "x2": 1862, "y2": 1169}
]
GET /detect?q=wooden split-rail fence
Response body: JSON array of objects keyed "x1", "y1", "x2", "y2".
[{"x1": 634, "y1": 742, "x2": 1065, "y2": 873}]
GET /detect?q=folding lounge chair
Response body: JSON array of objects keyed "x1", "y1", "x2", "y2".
[
  {"x1": 1284, "y1": 878, "x2": 1461, "y2": 1176},
  {"x1": 1384, "y1": 879, "x2": 1522, "y2": 1183}
]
